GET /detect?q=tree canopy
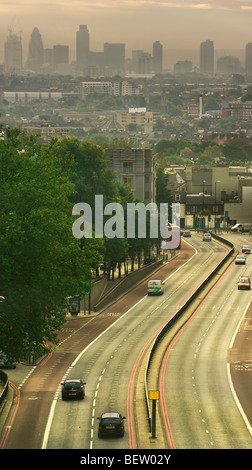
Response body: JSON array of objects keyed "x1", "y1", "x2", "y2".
[{"x1": 0, "y1": 132, "x2": 103, "y2": 361}]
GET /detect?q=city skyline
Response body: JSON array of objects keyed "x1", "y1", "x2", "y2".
[{"x1": 1, "y1": 0, "x2": 252, "y2": 68}]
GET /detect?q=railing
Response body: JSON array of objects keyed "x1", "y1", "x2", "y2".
[{"x1": 0, "y1": 369, "x2": 8, "y2": 410}]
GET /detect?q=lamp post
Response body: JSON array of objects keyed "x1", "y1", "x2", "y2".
[
  {"x1": 202, "y1": 180, "x2": 206, "y2": 229},
  {"x1": 215, "y1": 180, "x2": 220, "y2": 233}
]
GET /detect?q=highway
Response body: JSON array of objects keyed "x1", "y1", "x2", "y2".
[
  {"x1": 2, "y1": 233, "x2": 250, "y2": 449},
  {"x1": 158, "y1": 232, "x2": 252, "y2": 449}
]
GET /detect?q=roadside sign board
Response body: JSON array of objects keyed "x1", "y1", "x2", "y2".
[{"x1": 149, "y1": 390, "x2": 160, "y2": 400}]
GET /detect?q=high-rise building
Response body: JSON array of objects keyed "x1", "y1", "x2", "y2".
[
  {"x1": 4, "y1": 30, "x2": 22, "y2": 74},
  {"x1": 53, "y1": 45, "x2": 69, "y2": 68},
  {"x1": 200, "y1": 40, "x2": 214, "y2": 74},
  {"x1": 245, "y1": 42, "x2": 252, "y2": 74},
  {"x1": 153, "y1": 41, "x2": 163, "y2": 74},
  {"x1": 26, "y1": 27, "x2": 44, "y2": 71},
  {"x1": 104, "y1": 43, "x2": 125, "y2": 75},
  {"x1": 132, "y1": 50, "x2": 144, "y2": 73},
  {"x1": 174, "y1": 60, "x2": 192, "y2": 74},
  {"x1": 76, "y1": 25, "x2": 90, "y2": 74},
  {"x1": 217, "y1": 56, "x2": 242, "y2": 75}
]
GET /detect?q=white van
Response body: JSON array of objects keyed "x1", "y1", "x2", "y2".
[
  {"x1": 147, "y1": 279, "x2": 164, "y2": 296},
  {"x1": 231, "y1": 223, "x2": 252, "y2": 232}
]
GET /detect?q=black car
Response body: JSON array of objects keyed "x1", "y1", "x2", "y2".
[
  {"x1": 0, "y1": 352, "x2": 16, "y2": 369},
  {"x1": 61, "y1": 378, "x2": 85, "y2": 400},
  {"x1": 97, "y1": 412, "x2": 126, "y2": 437}
]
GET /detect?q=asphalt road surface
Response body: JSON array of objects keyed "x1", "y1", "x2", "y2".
[{"x1": 2, "y1": 234, "x2": 245, "y2": 450}]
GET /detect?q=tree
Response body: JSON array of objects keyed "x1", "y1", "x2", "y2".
[{"x1": 0, "y1": 131, "x2": 103, "y2": 361}]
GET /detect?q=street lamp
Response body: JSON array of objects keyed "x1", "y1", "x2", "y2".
[
  {"x1": 202, "y1": 180, "x2": 206, "y2": 229},
  {"x1": 215, "y1": 180, "x2": 220, "y2": 233},
  {"x1": 202, "y1": 180, "x2": 206, "y2": 210}
]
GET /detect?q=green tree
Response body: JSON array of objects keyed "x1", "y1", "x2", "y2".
[{"x1": 0, "y1": 131, "x2": 103, "y2": 361}]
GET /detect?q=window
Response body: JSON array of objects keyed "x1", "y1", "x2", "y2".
[
  {"x1": 123, "y1": 176, "x2": 133, "y2": 188},
  {"x1": 122, "y1": 161, "x2": 133, "y2": 173}
]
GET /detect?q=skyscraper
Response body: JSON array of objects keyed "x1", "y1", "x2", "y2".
[
  {"x1": 4, "y1": 30, "x2": 22, "y2": 74},
  {"x1": 53, "y1": 45, "x2": 69, "y2": 68},
  {"x1": 26, "y1": 27, "x2": 44, "y2": 72},
  {"x1": 200, "y1": 40, "x2": 214, "y2": 74},
  {"x1": 104, "y1": 43, "x2": 125, "y2": 75},
  {"x1": 153, "y1": 41, "x2": 163, "y2": 74},
  {"x1": 245, "y1": 42, "x2": 252, "y2": 74},
  {"x1": 76, "y1": 25, "x2": 90, "y2": 74}
]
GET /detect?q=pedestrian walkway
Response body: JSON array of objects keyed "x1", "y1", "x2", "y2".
[{"x1": 66, "y1": 253, "x2": 175, "y2": 320}]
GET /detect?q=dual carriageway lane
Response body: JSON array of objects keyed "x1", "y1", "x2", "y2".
[{"x1": 1, "y1": 233, "x2": 251, "y2": 449}]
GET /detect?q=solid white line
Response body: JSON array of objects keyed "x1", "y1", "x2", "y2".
[
  {"x1": 227, "y1": 300, "x2": 252, "y2": 436},
  {"x1": 41, "y1": 239, "x2": 198, "y2": 449},
  {"x1": 227, "y1": 362, "x2": 252, "y2": 437},
  {"x1": 41, "y1": 398, "x2": 57, "y2": 449},
  {"x1": 229, "y1": 301, "x2": 250, "y2": 349}
]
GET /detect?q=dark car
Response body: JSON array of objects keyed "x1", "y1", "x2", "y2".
[
  {"x1": 183, "y1": 230, "x2": 191, "y2": 237},
  {"x1": 0, "y1": 352, "x2": 16, "y2": 369},
  {"x1": 97, "y1": 412, "x2": 126, "y2": 437},
  {"x1": 61, "y1": 378, "x2": 85, "y2": 400}
]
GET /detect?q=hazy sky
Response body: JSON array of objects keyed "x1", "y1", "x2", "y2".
[{"x1": 1, "y1": 0, "x2": 252, "y2": 66}]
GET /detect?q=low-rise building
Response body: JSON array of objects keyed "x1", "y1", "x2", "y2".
[{"x1": 23, "y1": 124, "x2": 73, "y2": 142}]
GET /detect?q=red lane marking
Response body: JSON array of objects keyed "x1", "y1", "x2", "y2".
[
  {"x1": 159, "y1": 254, "x2": 235, "y2": 449},
  {"x1": 0, "y1": 382, "x2": 20, "y2": 449},
  {"x1": 127, "y1": 332, "x2": 157, "y2": 449}
]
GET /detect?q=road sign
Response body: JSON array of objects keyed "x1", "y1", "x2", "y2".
[{"x1": 149, "y1": 390, "x2": 160, "y2": 400}]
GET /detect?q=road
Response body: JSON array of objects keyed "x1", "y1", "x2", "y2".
[
  {"x1": 159, "y1": 232, "x2": 252, "y2": 449},
  {"x1": 1, "y1": 234, "x2": 237, "y2": 450}
]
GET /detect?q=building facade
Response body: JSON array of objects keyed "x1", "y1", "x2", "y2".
[
  {"x1": 245, "y1": 42, "x2": 252, "y2": 75},
  {"x1": 116, "y1": 108, "x2": 159, "y2": 132},
  {"x1": 26, "y1": 27, "x2": 44, "y2": 72},
  {"x1": 104, "y1": 43, "x2": 125, "y2": 75},
  {"x1": 76, "y1": 25, "x2": 90, "y2": 74},
  {"x1": 4, "y1": 31, "x2": 22, "y2": 74},
  {"x1": 153, "y1": 41, "x2": 163, "y2": 74},
  {"x1": 105, "y1": 148, "x2": 156, "y2": 203},
  {"x1": 200, "y1": 40, "x2": 214, "y2": 74},
  {"x1": 53, "y1": 45, "x2": 69, "y2": 69}
]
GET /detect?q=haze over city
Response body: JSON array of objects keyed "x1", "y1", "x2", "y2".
[{"x1": 1, "y1": 0, "x2": 252, "y2": 68}]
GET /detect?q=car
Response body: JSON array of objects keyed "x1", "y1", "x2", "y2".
[
  {"x1": 0, "y1": 352, "x2": 16, "y2": 369},
  {"x1": 242, "y1": 245, "x2": 251, "y2": 254},
  {"x1": 235, "y1": 254, "x2": 246, "y2": 265},
  {"x1": 203, "y1": 233, "x2": 212, "y2": 241},
  {"x1": 238, "y1": 276, "x2": 251, "y2": 290},
  {"x1": 61, "y1": 378, "x2": 86, "y2": 400},
  {"x1": 97, "y1": 412, "x2": 126, "y2": 438},
  {"x1": 183, "y1": 230, "x2": 191, "y2": 237},
  {"x1": 147, "y1": 279, "x2": 164, "y2": 295}
]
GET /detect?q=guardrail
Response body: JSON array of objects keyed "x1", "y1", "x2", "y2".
[
  {"x1": 144, "y1": 233, "x2": 234, "y2": 431},
  {"x1": 0, "y1": 369, "x2": 8, "y2": 410}
]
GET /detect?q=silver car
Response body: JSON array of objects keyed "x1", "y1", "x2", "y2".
[{"x1": 235, "y1": 254, "x2": 246, "y2": 265}]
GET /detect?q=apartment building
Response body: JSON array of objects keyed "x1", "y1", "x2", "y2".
[
  {"x1": 116, "y1": 108, "x2": 159, "y2": 132},
  {"x1": 105, "y1": 148, "x2": 156, "y2": 203},
  {"x1": 222, "y1": 101, "x2": 252, "y2": 121}
]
